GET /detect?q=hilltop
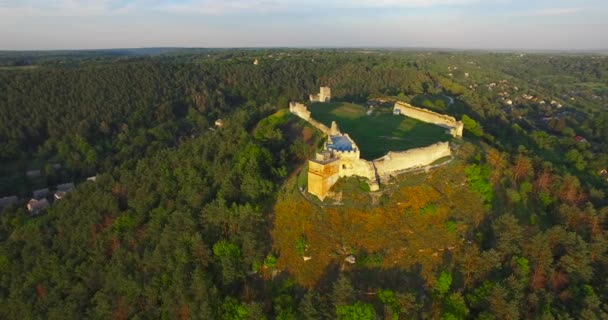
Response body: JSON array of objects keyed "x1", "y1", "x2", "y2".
[{"x1": 307, "y1": 101, "x2": 450, "y2": 159}]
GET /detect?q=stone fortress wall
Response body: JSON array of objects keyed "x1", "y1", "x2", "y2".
[
  {"x1": 373, "y1": 142, "x2": 451, "y2": 178},
  {"x1": 289, "y1": 102, "x2": 330, "y2": 135},
  {"x1": 293, "y1": 88, "x2": 461, "y2": 200},
  {"x1": 393, "y1": 101, "x2": 464, "y2": 138}
]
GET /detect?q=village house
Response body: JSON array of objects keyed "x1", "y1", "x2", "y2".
[
  {"x1": 215, "y1": 119, "x2": 224, "y2": 128},
  {"x1": 33, "y1": 188, "x2": 49, "y2": 199},
  {"x1": 57, "y1": 182, "x2": 75, "y2": 192},
  {"x1": 54, "y1": 191, "x2": 67, "y2": 200},
  {"x1": 54, "y1": 182, "x2": 75, "y2": 200},
  {"x1": 27, "y1": 198, "x2": 49, "y2": 215},
  {"x1": 0, "y1": 196, "x2": 18, "y2": 211},
  {"x1": 26, "y1": 170, "x2": 41, "y2": 178}
]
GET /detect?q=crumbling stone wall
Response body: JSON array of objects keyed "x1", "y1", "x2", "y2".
[
  {"x1": 289, "y1": 102, "x2": 330, "y2": 135},
  {"x1": 394, "y1": 101, "x2": 464, "y2": 138},
  {"x1": 373, "y1": 142, "x2": 451, "y2": 178}
]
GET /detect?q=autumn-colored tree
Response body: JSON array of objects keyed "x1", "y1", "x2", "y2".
[
  {"x1": 559, "y1": 175, "x2": 585, "y2": 205},
  {"x1": 511, "y1": 154, "x2": 533, "y2": 185},
  {"x1": 486, "y1": 148, "x2": 507, "y2": 186},
  {"x1": 457, "y1": 245, "x2": 499, "y2": 289},
  {"x1": 533, "y1": 167, "x2": 552, "y2": 192}
]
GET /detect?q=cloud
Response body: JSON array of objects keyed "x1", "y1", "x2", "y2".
[
  {"x1": 334, "y1": 0, "x2": 484, "y2": 8},
  {"x1": 0, "y1": 0, "x2": 497, "y2": 17},
  {"x1": 0, "y1": 0, "x2": 136, "y2": 16},
  {"x1": 157, "y1": 0, "x2": 288, "y2": 15},
  {"x1": 523, "y1": 7, "x2": 585, "y2": 17},
  {"x1": 0, "y1": 0, "x2": 298, "y2": 17}
]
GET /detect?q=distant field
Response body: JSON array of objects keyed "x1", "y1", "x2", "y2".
[
  {"x1": 307, "y1": 102, "x2": 450, "y2": 159},
  {"x1": 0, "y1": 65, "x2": 40, "y2": 71}
]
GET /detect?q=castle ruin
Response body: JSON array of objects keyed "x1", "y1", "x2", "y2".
[
  {"x1": 306, "y1": 122, "x2": 378, "y2": 200},
  {"x1": 293, "y1": 88, "x2": 462, "y2": 200},
  {"x1": 307, "y1": 151, "x2": 340, "y2": 200},
  {"x1": 309, "y1": 87, "x2": 331, "y2": 103},
  {"x1": 393, "y1": 101, "x2": 464, "y2": 138}
]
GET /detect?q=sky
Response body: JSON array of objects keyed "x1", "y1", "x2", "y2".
[{"x1": 1, "y1": 0, "x2": 607, "y2": 50}]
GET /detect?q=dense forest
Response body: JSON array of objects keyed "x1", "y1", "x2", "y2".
[{"x1": 0, "y1": 49, "x2": 607, "y2": 319}]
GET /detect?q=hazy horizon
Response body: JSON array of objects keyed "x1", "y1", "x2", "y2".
[{"x1": 2, "y1": 0, "x2": 608, "y2": 51}]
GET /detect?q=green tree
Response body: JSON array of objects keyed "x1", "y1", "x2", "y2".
[
  {"x1": 461, "y1": 115, "x2": 484, "y2": 137},
  {"x1": 565, "y1": 149, "x2": 586, "y2": 170},
  {"x1": 379, "y1": 289, "x2": 399, "y2": 320},
  {"x1": 298, "y1": 291, "x2": 324, "y2": 320},
  {"x1": 222, "y1": 297, "x2": 249, "y2": 320},
  {"x1": 332, "y1": 275, "x2": 355, "y2": 307},
  {"x1": 336, "y1": 302, "x2": 376, "y2": 320},
  {"x1": 465, "y1": 164, "x2": 493, "y2": 203},
  {"x1": 434, "y1": 272, "x2": 453, "y2": 296}
]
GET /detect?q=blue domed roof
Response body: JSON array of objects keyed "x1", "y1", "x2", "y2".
[{"x1": 327, "y1": 135, "x2": 353, "y2": 152}]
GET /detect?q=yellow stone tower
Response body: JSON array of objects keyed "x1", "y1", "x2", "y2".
[{"x1": 307, "y1": 151, "x2": 340, "y2": 200}]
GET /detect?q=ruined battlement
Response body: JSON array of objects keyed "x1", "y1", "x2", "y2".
[
  {"x1": 394, "y1": 101, "x2": 463, "y2": 138},
  {"x1": 332, "y1": 149, "x2": 359, "y2": 156},
  {"x1": 373, "y1": 142, "x2": 451, "y2": 178},
  {"x1": 289, "y1": 101, "x2": 311, "y2": 120},
  {"x1": 290, "y1": 101, "x2": 330, "y2": 134},
  {"x1": 310, "y1": 87, "x2": 332, "y2": 103}
]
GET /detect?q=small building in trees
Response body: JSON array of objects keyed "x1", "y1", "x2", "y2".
[
  {"x1": 345, "y1": 255, "x2": 356, "y2": 264},
  {"x1": 27, "y1": 198, "x2": 49, "y2": 215},
  {"x1": 56, "y1": 182, "x2": 75, "y2": 192},
  {"x1": 0, "y1": 196, "x2": 18, "y2": 211},
  {"x1": 215, "y1": 119, "x2": 224, "y2": 128},
  {"x1": 54, "y1": 191, "x2": 67, "y2": 200},
  {"x1": 26, "y1": 170, "x2": 41, "y2": 178},
  {"x1": 32, "y1": 188, "x2": 49, "y2": 199}
]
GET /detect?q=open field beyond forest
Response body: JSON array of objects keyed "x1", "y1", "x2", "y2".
[{"x1": 307, "y1": 102, "x2": 450, "y2": 159}]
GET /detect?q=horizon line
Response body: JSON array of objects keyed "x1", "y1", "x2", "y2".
[{"x1": 2, "y1": 46, "x2": 608, "y2": 54}]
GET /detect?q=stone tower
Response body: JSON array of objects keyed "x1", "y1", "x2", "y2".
[
  {"x1": 330, "y1": 121, "x2": 340, "y2": 136},
  {"x1": 307, "y1": 151, "x2": 339, "y2": 200},
  {"x1": 319, "y1": 87, "x2": 331, "y2": 102}
]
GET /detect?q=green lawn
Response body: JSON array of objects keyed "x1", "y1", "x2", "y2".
[{"x1": 307, "y1": 102, "x2": 450, "y2": 159}]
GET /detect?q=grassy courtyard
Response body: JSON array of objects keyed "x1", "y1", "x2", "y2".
[{"x1": 307, "y1": 102, "x2": 450, "y2": 159}]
